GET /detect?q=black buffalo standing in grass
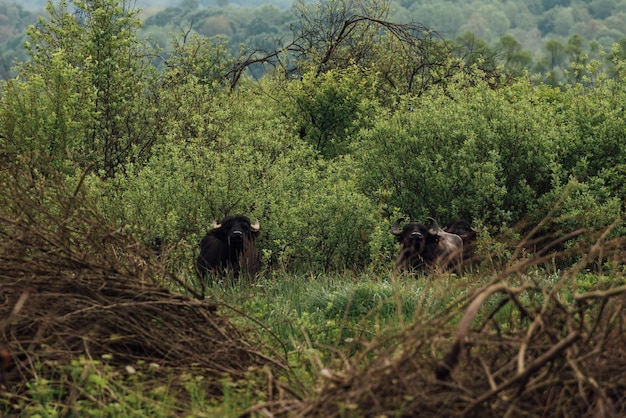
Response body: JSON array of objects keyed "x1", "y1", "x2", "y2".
[
  {"x1": 196, "y1": 215, "x2": 261, "y2": 280},
  {"x1": 392, "y1": 219, "x2": 435, "y2": 272}
]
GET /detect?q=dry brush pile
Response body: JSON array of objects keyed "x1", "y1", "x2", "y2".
[
  {"x1": 252, "y1": 220, "x2": 626, "y2": 417},
  {"x1": 0, "y1": 171, "x2": 291, "y2": 413}
]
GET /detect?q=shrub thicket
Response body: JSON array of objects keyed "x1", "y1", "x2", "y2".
[{"x1": 0, "y1": 0, "x2": 624, "y2": 273}]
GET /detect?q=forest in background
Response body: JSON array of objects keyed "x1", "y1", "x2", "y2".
[
  {"x1": 1, "y1": 0, "x2": 625, "y2": 415},
  {"x1": 1, "y1": 0, "x2": 626, "y2": 82},
  {"x1": 19, "y1": 0, "x2": 297, "y2": 10}
]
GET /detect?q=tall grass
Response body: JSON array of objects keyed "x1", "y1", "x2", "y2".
[{"x1": 207, "y1": 269, "x2": 485, "y2": 356}]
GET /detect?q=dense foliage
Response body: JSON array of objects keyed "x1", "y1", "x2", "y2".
[
  {"x1": 1, "y1": 0, "x2": 624, "y2": 275},
  {"x1": 4, "y1": 0, "x2": 626, "y2": 82}
]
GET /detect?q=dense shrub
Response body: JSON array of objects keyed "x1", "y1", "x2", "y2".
[
  {"x1": 262, "y1": 157, "x2": 378, "y2": 271},
  {"x1": 90, "y1": 77, "x2": 378, "y2": 273},
  {"x1": 3, "y1": 0, "x2": 626, "y2": 278},
  {"x1": 356, "y1": 74, "x2": 626, "y2": 246},
  {"x1": 281, "y1": 66, "x2": 379, "y2": 159},
  {"x1": 0, "y1": 50, "x2": 94, "y2": 175},
  {"x1": 556, "y1": 83, "x2": 626, "y2": 186},
  {"x1": 353, "y1": 77, "x2": 564, "y2": 227}
]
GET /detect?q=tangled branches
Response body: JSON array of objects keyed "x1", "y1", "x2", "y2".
[{"x1": 0, "y1": 170, "x2": 289, "y2": 412}]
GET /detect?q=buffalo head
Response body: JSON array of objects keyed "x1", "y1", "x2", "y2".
[
  {"x1": 443, "y1": 219, "x2": 477, "y2": 262},
  {"x1": 392, "y1": 218, "x2": 437, "y2": 271},
  {"x1": 426, "y1": 217, "x2": 464, "y2": 271}
]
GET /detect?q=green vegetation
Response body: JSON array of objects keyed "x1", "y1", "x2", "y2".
[
  {"x1": 0, "y1": 0, "x2": 625, "y2": 415},
  {"x1": 4, "y1": 0, "x2": 626, "y2": 83}
]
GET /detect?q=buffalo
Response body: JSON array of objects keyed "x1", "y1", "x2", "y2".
[
  {"x1": 196, "y1": 215, "x2": 261, "y2": 280},
  {"x1": 444, "y1": 219, "x2": 478, "y2": 262},
  {"x1": 391, "y1": 219, "x2": 435, "y2": 271},
  {"x1": 391, "y1": 217, "x2": 464, "y2": 273}
]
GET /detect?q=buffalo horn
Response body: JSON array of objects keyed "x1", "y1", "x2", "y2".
[
  {"x1": 250, "y1": 219, "x2": 260, "y2": 232},
  {"x1": 427, "y1": 217, "x2": 442, "y2": 234},
  {"x1": 211, "y1": 219, "x2": 221, "y2": 230},
  {"x1": 391, "y1": 218, "x2": 405, "y2": 236}
]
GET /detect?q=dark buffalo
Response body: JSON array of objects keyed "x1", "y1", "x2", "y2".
[
  {"x1": 391, "y1": 217, "x2": 463, "y2": 273},
  {"x1": 391, "y1": 219, "x2": 435, "y2": 271},
  {"x1": 196, "y1": 215, "x2": 261, "y2": 280},
  {"x1": 444, "y1": 219, "x2": 478, "y2": 261},
  {"x1": 443, "y1": 219, "x2": 477, "y2": 243}
]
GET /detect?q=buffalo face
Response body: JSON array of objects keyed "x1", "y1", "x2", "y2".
[
  {"x1": 391, "y1": 218, "x2": 437, "y2": 271},
  {"x1": 426, "y1": 217, "x2": 464, "y2": 271},
  {"x1": 444, "y1": 219, "x2": 477, "y2": 244},
  {"x1": 211, "y1": 216, "x2": 260, "y2": 247},
  {"x1": 196, "y1": 215, "x2": 260, "y2": 280}
]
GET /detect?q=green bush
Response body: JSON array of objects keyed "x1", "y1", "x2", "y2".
[
  {"x1": 535, "y1": 178, "x2": 624, "y2": 239},
  {"x1": 5, "y1": 0, "x2": 626, "y2": 278},
  {"x1": 0, "y1": 51, "x2": 94, "y2": 175},
  {"x1": 90, "y1": 77, "x2": 378, "y2": 274},
  {"x1": 350, "y1": 74, "x2": 622, "y2": 235},
  {"x1": 263, "y1": 159, "x2": 378, "y2": 271},
  {"x1": 281, "y1": 66, "x2": 379, "y2": 159},
  {"x1": 554, "y1": 82, "x2": 626, "y2": 194}
]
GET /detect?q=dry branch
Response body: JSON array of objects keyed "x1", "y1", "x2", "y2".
[{"x1": 0, "y1": 172, "x2": 291, "y2": 413}]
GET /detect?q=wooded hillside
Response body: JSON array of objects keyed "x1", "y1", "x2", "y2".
[{"x1": 1, "y1": 0, "x2": 626, "y2": 81}]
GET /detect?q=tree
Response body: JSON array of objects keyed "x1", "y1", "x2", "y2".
[
  {"x1": 545, "y1": 39, "x2": 565, "y2": 70},
  {"x1": 284, "y1": 66, "x2": 376, "y2": 158},
  {"x1": 498, "y1": 34, "x2": 533, "y2": 75},
  {"x1": 589, "y1": 0, "x2": 617, "y2": 19},
  {"x1": 290, "y1": 0, "x2": 392, "y2": 75},
  {"x1": 542, "y1": 0, "x2": 571, "y2": 10},
  {"x1": 11, "y1": 0, "x2": 160, "y2": 177},
  {"x1": 454, "y1": 32, "x2": 498, "y2": 70},
  {"x1": 180, "y1": 0, "x2": 200, "y2": 11},
  {"x1": 288, "y1": 0, "x2": 464, "y2": 97}
]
